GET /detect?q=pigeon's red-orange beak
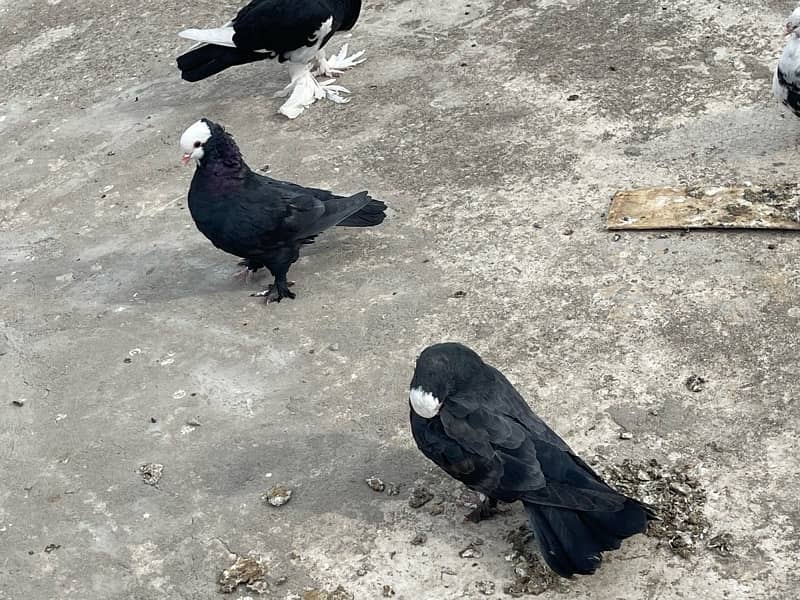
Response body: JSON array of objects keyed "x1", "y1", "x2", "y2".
[{"x1": 181, "y1": 153, "x2": 192, "y2": 166}]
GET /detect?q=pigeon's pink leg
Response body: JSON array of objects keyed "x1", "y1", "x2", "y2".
[
  {"x1": 231, "y1": 267, "x2": 251, "y2": 284},
  {"x1": 232, "y1": 261, "x2": 261, "y2": 285}
]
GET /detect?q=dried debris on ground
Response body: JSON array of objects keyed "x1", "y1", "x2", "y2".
[
  {"x1": 405, "y1": 461, "x2": 724, "y2": 596},
  {"x1": 364, "y1": 476, "x2": 400, "y2": 496},
  {"x1": 365, "y1": 477, "x2": 386, "y2": 492},
  {"x1": 385, "y1": 483, "x2": 401, "y2": 496},
  {"x1": 707, "y1": 532, "x2": 735, "y2": 558},
  {"x1": 473, "y1": 580, "x2": 496, "y2": 596},
  {"x1": 408, "y1": 486, "x2": 434, "y2": 509},
  {"x1": 138, "y1": 463, "x2": 163, "y2": 486},
  {"x1": 459, "y1": 539, "x2": 484, "y2": 559},
  {"x1": 598, "y1": 458, "x2": 712, "y2": 558},
  {"x1": 410, "y1": 532, "x2": 427, "y2": 546},
  {"x1": 504, "y1": 526, "x2": 561, "y2": 596},
  {"x1": 302, "y1": 585, "x2": 354, "y2": 600},
  {"x1": 218, "y1": 555, "x2": 269, "y2": 594},
  {"x1": 263, "y1": 485, "x2": 293, "y2": 507},
  {"x1": 685, "y1": 374, "x2": 707, "y2": 392}
]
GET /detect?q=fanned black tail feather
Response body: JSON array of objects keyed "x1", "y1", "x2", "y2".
[
  {"x1": 177, "y1": 45, "x2": 269, "y2": 82},
  {"x1": 337, "y1": 198, "x2": 387, "y2": 227},
  {"x1": 524, "y1": 499, "x2": 655, "y2": 578}
]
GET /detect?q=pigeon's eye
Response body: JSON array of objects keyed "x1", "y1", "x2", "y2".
[{"x1": 193, "y1": 141, "x2": 202, "y2": 148}]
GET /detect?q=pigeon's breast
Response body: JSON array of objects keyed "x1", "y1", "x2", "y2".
[{"x1": 188, "y1": 179, "x2": 250, "y2": 255}]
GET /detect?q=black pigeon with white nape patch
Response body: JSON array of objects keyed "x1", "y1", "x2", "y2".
[
  {"x1": 409, "y1": 342, "x2": 657, "y2": 578},
  {"x1": 179, "y1": 118, "x2": 386, "y2": 303}
]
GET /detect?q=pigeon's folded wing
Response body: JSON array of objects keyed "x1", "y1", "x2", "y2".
[
  {"x1": 287, "y1": 191, "x2": 372, "y2": 238},
  {"x1": 233, "y1": 0, "x2": 335, "y2": 54},
  {"x1": 261, "y1": 175, "x2": 336, "y2": 202},
  {"x1": 235, "y1": 179, "x2": 368, "y2": 239},
  {"x1": 436, "y1": 394, "x2": 547, "y2": 495},
  {"x1": 438, "y1": 385, "x2": 629, "y2": 512}
]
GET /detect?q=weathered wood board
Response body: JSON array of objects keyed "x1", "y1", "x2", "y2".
[{"x1": 607, "y1": 185, "x2": 800, "y2": 230}]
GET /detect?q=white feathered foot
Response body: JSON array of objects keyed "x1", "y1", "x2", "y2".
[
  {"x1": 274, "y1": 62, "x2": 352, "y2": 119},
  {"x1": 314, "y1": 43, "x2": 366, "y2": 77}
]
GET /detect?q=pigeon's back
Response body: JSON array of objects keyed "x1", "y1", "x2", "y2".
[{"x1": 189, "y1": 168, "x2": 382, "y2": 259}]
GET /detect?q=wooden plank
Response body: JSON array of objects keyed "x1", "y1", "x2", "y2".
[{"x1": 607, "y1": 185, "x2": 800, "y2": 230}]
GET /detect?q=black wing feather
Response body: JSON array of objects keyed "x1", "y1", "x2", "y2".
[
  {"x1": 217, "y1": 173, "x2": 370, "y2": 251},
  {"x1": 414, "y1": 367, "x2": 628, "y2": 512},
  {"x1": 232, "y1": 0, "x2": 340, "y2": 58}
]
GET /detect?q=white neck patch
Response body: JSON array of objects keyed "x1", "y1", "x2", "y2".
[{"x1": 409, "y1": 387, "x2": 442, "y2": 419}]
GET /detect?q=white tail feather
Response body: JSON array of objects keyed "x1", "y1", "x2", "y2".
[{"x1": 178, "y1": 27, "x2": 236, "y2": 47}]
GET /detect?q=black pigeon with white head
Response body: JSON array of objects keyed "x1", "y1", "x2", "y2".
[
  {"x1": 179, "y1": 118, "x2": 386, "y2": 302},
  {"x1": 177, "y1": 0, "x2": 365, "y2": 119},
  {"x1": 408, "y1": 343, "x2": 656, "y2": 578},
  {"x1": 774, "y1": 7, "x2": 800, "y2": 116}
]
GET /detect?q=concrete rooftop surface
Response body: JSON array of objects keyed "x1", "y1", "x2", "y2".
[{"x1": 1, "y1": 0, "x2": 799, "y2": 598}]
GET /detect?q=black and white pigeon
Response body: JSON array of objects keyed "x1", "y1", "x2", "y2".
[
  {"x1": 176, "y1": 0, "x2": 365, "y2": 119},
  {"x1": 179, "y1": 118, "x2": 386, "y2": 302},
  {"x1": 773, "y1": 7, "x2": 800, "y2": 117},
  {"x1": 408, "y1": 343, "x2": 656, "y2": 578}
]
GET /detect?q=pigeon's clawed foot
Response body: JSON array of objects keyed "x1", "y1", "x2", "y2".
[
  {"x1": 314, "y1": 44, "x2": 366, "y2": 77},
  {"x1": 251, "y1": 280, "x2": 296, "y2": 303},
  {"x1": 464, "y1": 496, "x2": 499, "y2": 523}
]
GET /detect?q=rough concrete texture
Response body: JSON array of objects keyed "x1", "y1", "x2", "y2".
[{"x1": 1, "y1": 0, "x2": 799, "y2": 598}]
